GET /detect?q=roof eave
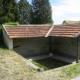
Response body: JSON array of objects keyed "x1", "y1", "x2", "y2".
[
  {"x1": 2, "y1": 25, "x2": 11, "y2": 38},
  {"x1": 74, "y1": 32, "x2": 80, "y2": 38},
  {"x1": 10, "y1": 36, "x2": 46, "y2": 39}
]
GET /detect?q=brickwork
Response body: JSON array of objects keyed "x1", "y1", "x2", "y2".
[
  {"x1": 13, "y1": 36, "x2": 80, "y2": 58},
  {"x1": 13, "y1": 37, "x2": 49, "y2": 57},
  {"x1": 52, "y1": 37, "x2": 77, "y2": 57}
]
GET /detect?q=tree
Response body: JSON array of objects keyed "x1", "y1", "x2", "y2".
[
  {"x1": 18, "y1": 0, "x2": 31, "y2": 24},
  {"x1": 0, "y1": 0, "x2": 18, "y2": 24},
  {"x1": 31, "y1": 0, "x2": 53, "y2": 24}
]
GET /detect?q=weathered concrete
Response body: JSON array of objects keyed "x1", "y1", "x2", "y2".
[
  {"x1": 2, "y1": 26, "x2": 13, "y2": 49},
  {"x1": 26, "y1": 53, "x2": 75, "y2": 64},
  {"x1": 52, "y1": 54, "x2": 76, "y2": 63},
  {"x1": 26, "y1": 54, "x2": 50, "y2": 60}
]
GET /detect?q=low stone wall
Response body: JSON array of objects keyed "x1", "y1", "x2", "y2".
[
  {"x1": 52, "y1": 37, "x2": 77, "y2": 57},
  {"x1": 13, "y1": 37, "x2": 49, "y2": 57}
]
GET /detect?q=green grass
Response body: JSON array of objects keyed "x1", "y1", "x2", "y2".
[
  {"x1": 61, "y1": 63, "x2": 80, "y2": 78},
  {"x1": 32, "y1": 58, "x2": 69, "y2": 71}
]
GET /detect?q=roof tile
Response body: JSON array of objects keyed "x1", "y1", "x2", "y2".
[
  {"x1": 4, "y1": 25, "x2": 51, "y2": 38},
  {"x1": 49, "y1": 24, "x2": 80, "y2": 37}
]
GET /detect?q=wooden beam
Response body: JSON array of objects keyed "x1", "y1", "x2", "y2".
[
  {"x1": 49, "y1": 36, "x2": 52, "y2": 53},
  {"x1": 76, "y1": 37, "x2": 79, "y2": 63}
]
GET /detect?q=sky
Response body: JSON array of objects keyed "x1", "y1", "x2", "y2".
[{"x1": 17, "y1": 0, "x2": 80, "y2": 24}]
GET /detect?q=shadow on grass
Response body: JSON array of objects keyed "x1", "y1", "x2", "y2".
[
  {"x1": 32, "y1": 58, "x2": 70, "y2": 71},
  {"x1": 0, "y1": 43, "x2": 7, "y2": 49}
]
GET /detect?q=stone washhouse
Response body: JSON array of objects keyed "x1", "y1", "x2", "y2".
[{"x1": 2, "y1": 24, "x2": 80, "y2": 63}]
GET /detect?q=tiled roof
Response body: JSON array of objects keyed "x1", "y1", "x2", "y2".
[
  {"x1": 4, "y1": 25, "x2": 51, "y2": 38},
  {"x1": 3, "y1": 24, "x2": 80, "y2": 38},
  {"x1": 49, "y1": 24, "x2": 80, "y2": 37}
]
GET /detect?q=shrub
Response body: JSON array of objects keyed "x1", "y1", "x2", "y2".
[{"x1": 4, "y1": 22, "x2": 19, "y2": 25}]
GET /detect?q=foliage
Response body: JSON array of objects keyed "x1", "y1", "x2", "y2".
[
  {"x1": 43, "y1": 23, "x2": 53, "y2": 26},
  {"x1": 0, "y1": 25, "x2": 3, "y2": 44},
  {"x1": 18, "y1": 0, "x2": 32, "y2": 24},
  {"x1": 63, "y1": 21, "x2": 80, "y2": 25},
  {"x1": 31, "y1": 0, "x2": 53, "y2": 24},
  {"x1": 63, "y1": 22, "x2": 72, "y2": 25},
  {"x1": 78, "y1": 21, "x2": 80, "y2": 24},
  {"x1": 0, "y1": 0, "x2": 18, "y2": 24},
  {"x1": 0, "y1": 25, "x2": 2, "y2": 35},
  {"x1": 4, "y1": 22, "x2": 19, "y2": 25}
]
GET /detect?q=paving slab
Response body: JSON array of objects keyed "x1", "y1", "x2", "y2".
[{"x1": 52, "y1": 55, "x2": 76, "y2": 63}]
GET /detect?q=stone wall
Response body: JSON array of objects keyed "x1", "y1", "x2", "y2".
[
  {"x1": 13, "y1": 37, "x2": 49, "y2": 57},
  {"x1": 52, "y1": 37, "x2": 77, "y2": 57},
  {"x1": 13, "y1": 36, "x2": 80, "y2": 58}
]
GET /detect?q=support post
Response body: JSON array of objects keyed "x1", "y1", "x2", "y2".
[
  {"x1": 76, "y1": 37, "x2": 79, "y2": 63},
  {"x1": 49, "y1": 36, "x2": 52, "y2": 53}
]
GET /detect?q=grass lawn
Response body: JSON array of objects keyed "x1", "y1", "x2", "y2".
[
  {"x1": 32, "y1": 58, "x2": 69, "y2": 71},
  {"x1": 0, "y1": 45, "x2": 80, "y2": 80}
]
